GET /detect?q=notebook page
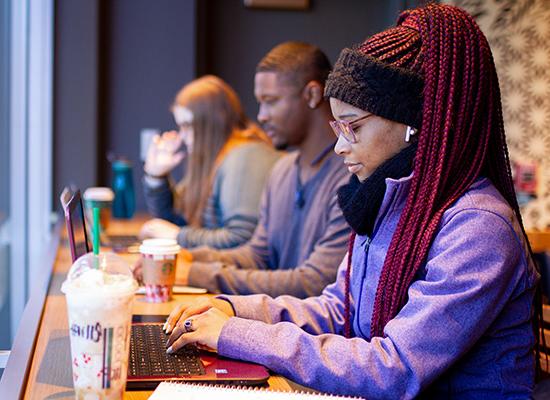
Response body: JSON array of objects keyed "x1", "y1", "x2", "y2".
[{"x1": 149, "y1": 381, "x2": 365, "y2": 400}]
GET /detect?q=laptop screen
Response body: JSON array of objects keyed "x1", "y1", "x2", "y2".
[
  {"x1": 60, "y1": 187, "x2": 91, "y2": 262},
  {"x1": 71, "y1": 200, "x2": 89, "y2": 259}
]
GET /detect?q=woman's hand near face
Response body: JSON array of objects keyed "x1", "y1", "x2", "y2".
[
  {"x1": 165, "y1": 297, "x2": 235, "y2": 353},
  {"x1": 144, "y1": 130, "x2": 185, "y2": 177},
  {"x1": 139, "y1": 218, "x2": 180, "y2": 240}
]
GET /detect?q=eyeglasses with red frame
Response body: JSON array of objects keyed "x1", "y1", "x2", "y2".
[{"x1": 329, "y1": 114, "x2": 372, "y2": 144}]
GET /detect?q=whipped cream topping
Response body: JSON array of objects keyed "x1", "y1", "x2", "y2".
[{"x1": 62, "y1": 268, "x2": 137, "y2": 296}]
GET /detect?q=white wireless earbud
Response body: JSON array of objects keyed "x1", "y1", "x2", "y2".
[{"x1": 405, "y1": 126, "x2": 417, "y2": 142}]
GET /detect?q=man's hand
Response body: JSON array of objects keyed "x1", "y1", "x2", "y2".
[
  {"x1": 130, "y1": 257, "x2": 143, "y2": 284},
  {"x1": 189, "y1": 245, "x2": 219, "y2": 263}
]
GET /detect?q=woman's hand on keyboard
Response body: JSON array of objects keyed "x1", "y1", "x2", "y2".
[
  {"x1": 164, "y1": 297, "x2": 234, "y2": 334},
  {"x1": 165, "y1": 306, "x2": 230, "y2": 354}
]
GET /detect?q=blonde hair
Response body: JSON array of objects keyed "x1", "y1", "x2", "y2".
[{"x1": 173, "y1": 75, "x2": 268, "y2": 226}]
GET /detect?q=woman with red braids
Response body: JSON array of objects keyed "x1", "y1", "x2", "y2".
[{"x1": 163, "y1": 4, "x2": 541, "y2": 398}]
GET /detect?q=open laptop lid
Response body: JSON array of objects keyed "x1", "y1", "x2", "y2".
[
  {"x1": 60, "y1": 187, "x2": 91, "y2": 262},
  {"x1": 127, "y1": 315, "x2": 269, "y2": 390}
]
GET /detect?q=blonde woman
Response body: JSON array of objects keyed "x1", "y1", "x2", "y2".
[{"x1": 141, "y1": 75, "x2": 279, "y2": 249}]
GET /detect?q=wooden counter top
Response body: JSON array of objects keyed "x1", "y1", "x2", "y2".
[{"x1": 2, "y1": 215, "x2": 292, "y2": 399}]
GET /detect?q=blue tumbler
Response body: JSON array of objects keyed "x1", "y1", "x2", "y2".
[{"x1": 111, "y1": 159, "x2": 135, "y2": 219}]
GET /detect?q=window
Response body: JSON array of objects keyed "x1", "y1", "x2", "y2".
[
  {"x1": 0, "y1": 0, "x2": 10, "y2": 350},
  {"x1": 0, "y1": 0, "x2": 54, "y2": 348},
  {"x1": 0, "y1": 0, "x2": 9, "y2": 223}
]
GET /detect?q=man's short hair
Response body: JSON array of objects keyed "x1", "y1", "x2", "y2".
[{"x1": 256, "y1": 41, "x2": 332, "y2": 88}]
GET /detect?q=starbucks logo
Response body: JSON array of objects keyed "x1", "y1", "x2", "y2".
[{"x1": 162, "y1": 262, "x2": 173, "y2": 275}]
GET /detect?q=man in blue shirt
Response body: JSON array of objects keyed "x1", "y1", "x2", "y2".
[{"x1": 166, "y1": 42, "x2": 350, "y2": 298}]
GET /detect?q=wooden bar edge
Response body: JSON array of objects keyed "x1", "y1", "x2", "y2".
[{"x1": 528, "y1": 230, "x2": 550, "y2": 254}]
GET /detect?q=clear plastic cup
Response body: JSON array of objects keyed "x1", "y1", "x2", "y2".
[
  {"x1": 139, "y1": 239, "x2": 180, "y2": 302},
  {"x1": 61, "y1": 252, "x2": 138, "y2": 399}
]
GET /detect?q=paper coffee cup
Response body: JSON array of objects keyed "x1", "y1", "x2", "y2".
[
  {"x1": 83, "y1": 187, "x2": 114, "y2": 232},
  {"x1": 61, "y1": 252, "x2": 138, "y2": 399},
  {"x1": 139, "y1": 239, "x2": 181, "y2": 302}
]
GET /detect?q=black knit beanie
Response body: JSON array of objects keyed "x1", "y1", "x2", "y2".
[{"x1": 325, "y1": 17, "x2": 425, "y2": 129}]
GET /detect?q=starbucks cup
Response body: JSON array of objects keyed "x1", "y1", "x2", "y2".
[
  {"x1": 61, "y1": 252, "x2": 138, "y2": 399},
  {"x1": 83, "y1": 187, "x2": 114, "y2": 233},
  {"x1": 139, "y1": 239, "x2": 181, "y2": 302}
]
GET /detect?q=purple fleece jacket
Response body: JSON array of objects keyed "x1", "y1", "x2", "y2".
[{"x1": 217, "y1": 175, "x2": 539, "y2": 399}]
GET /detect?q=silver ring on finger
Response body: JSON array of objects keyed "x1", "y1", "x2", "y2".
[{"x1": 183, "y1": 318, "x2": 195, "y2": 333}]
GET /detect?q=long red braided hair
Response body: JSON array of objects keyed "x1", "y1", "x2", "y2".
[{"x1": 341, "y1": 3, "x2": 542, "y2": 371}]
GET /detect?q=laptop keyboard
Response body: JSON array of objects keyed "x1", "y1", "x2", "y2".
[{"x1": 129, "y1": 324, "x2": 205, "y2": 378}]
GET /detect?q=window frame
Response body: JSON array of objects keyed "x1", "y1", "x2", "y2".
[{"x1": 7, "y1": 0, "x2": 54, "y2": 342}]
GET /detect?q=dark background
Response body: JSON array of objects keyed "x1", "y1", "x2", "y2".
[{"x1": 54, "y1": 0, "x2": 424, "y2": 211}]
